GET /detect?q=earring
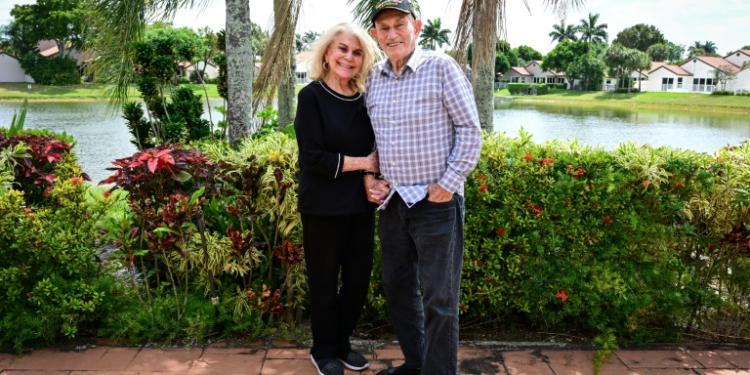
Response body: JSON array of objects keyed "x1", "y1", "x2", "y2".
[{"x1": 323, "y1": 61, "x2": 330, "y2": 70}]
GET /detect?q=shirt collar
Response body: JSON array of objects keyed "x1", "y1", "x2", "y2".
[{"x1": 382, "y1": 46, "x2": 424, "y2": 76}]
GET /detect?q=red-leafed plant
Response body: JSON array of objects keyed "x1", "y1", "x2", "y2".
[{"x1": 0, "y1": 133, "x2": 89, "y2": 203}]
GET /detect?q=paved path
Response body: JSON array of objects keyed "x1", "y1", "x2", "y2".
[{"x1": 1, "y1": 341, "x2": 749, "y2": 375}]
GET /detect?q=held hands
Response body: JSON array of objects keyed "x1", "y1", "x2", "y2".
[
  {"x1": 427, "y1": 183, "x2": 452, "y2": 203},
  {"x1": 364, "y1": 174, "x2": 389, "y2": 205}
]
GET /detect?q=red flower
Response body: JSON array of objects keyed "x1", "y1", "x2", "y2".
[
  {"x1": 70, "y1": 177, "x2": 82, "y2": 185},
  {"x1": 22, "y1": 208, "x2": 32, "y2": 214},
  {"x1": 603, "y1": 216, "x2": 614, "y2": 224},
  {"x1": 246, "y1": 290, "x2": 257, "y2": 299},
  {"x1": 566, "y1": 165, "x2": 573, "y2": 170},
  {"x1": 556, "y1": 290, "x2": 569, "y2": 302},
  {"x1": 479, "y1": 183, "x2": 489, "y2": 193},
  {"x1": 541, "y1": 158, "x2": 554, "y2": 166},
  {"x1": 495, "y1": 228, "x2": 506, "y2": 236},
  {"x1": 574, "y1": 168, "x2": 586, "y2": 176},
  {"x1": 642, "y1": 180, "x2": 650, "y2": 187},
  {"x1": 524, "y1": 154, "x2": 533, "y2": 162},
  {"x1": 476, "y1": 174, "x2": 488, "y2": 181}
]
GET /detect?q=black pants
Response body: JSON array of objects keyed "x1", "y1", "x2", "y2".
[{"x1": 302, "y1": 211, "x2": 375, "y2": 361}]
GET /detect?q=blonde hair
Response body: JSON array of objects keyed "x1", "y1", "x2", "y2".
[{"x1": 307, "y1": 22, "x2": 381, "y2": 93}]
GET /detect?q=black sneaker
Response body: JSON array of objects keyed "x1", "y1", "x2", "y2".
[
  {"x1": 310, "y1": 354, "x2": 344, "y2": 375},
  {"x1": 337, "y1": 350, "x2": 370, "y2": 370},
  {"x1": 377, "y1": 364, "x2": 422, "y2": 375}
]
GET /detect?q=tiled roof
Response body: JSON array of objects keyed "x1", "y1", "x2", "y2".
[
  {"x1": 652, "y1": 65, "x2": 692, "y2": 76},
  {"x1": 647, "y1": 62, "x2": 666, "y2": 73},
  {"x1": 509, "y1": 67, "x2": 532, "y2": 76},
  {"x1": 724, "y1": 49, "x2": 750, "y2": 58},
  {"x1": 684, "y1": 56, "x2": 741, "y2": 74}
]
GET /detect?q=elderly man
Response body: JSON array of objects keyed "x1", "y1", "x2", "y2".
[{"x1": 363, "y1": 1, "x2": 483, "y2": 374}]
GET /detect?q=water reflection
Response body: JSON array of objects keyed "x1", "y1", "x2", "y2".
[{"x1": 494, "y1": 101, "x2": 750, "y2": 153}]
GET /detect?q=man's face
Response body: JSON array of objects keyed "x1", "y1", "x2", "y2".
[{"x1": 370, "y1": 10, "x2": 422, "y2": 64}]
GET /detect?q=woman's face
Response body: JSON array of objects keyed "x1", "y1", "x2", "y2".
[{"x1": 324, "y1": 32, "x2": 364, "y2": 82}]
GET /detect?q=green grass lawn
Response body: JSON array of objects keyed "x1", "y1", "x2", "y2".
[
  {"x1": 0, "y1": 83, "x2": 221, "y2": 101},
  {"x1": 495, "y1": 89, "x2": 750, "y2": 112}
]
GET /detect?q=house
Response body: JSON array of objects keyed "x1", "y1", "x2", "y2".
[
  {"x1": 0, "y1": 51, "x2": 34, "y2": 83},
  {"x1": 295, "y1": 51, "x2": 312, "y2": 84},
  {"x1": 503, "y1": 61, "x2": 567, "y2": 85},
  {"x1": 38, "y1": 40, "x2": 87, "y2": 66},
  {"x1": 186, "y1": 61, "x2": 220, "y2": 80},
  {"x1": 638, "y1": 52, "x2": 748, "y2": 93}
]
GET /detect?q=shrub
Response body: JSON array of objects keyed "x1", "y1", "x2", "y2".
[
  {"x1": 21, "y1": 54, "x2": 81, "y2": 86},
  {"x1": 615, "y1": 88, "x2": 640, "y2": 93},
  {"x1": 508, "y1": 83, "x2": 549, "y2": 96},
  {"x1": 546, "y1": 83, "x2": 567, "y2": 90},
  {"x1": 736, "y1": 92, "x2": 750, "y2": 97},
  {"x1": 711, "y1": 90, "x2": 734, "y2": 96},
  {"x1": 0, "y1": 132, "x2": 89, "y2": 204},
  {"x1": 178, "y1": 76, "x2": 191, "y2": 85},
  {"x1": 0, "y1": 138, "x2": 114, "y2": 351}
]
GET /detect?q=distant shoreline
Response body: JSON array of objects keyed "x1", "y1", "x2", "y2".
[
  {"x1": 0, "y1": 83, "x2": 223, "y2": 102},
  {"x1": 495, "y1": 89, "x2": 750, "y2": 114}
]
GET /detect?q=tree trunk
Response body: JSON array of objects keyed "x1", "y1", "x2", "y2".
[
  {"x1": 275, "y1": 0, "x2": 296, "y2": 130},
  {"x1": 226, "y1": 0, "x2": 254, "y2": 146},
  {"x1": 470, "y1": 0, "x2": 497, "y2": 133}
]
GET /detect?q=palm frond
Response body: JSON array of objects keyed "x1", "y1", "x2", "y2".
[{"x1": 252, "y1": 0, "x2": 302, "y2": 113}]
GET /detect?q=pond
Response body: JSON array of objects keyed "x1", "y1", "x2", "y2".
[
  {"x1": 0, "y1": 100, "x2": 748, "y2": 183},
  {"x1": 494, "y1": 101, "x2": 750, "y2": 153}
]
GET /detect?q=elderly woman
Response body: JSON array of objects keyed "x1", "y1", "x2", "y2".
[{"x1": 294, "y1": 23, "x2": 386, "y2": 375}]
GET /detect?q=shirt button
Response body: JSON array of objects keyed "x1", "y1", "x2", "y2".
[
  {"x1": 392, "y1": 100, "x2": 397, "y2": 104},
  {"x1": 391, "y1": 141, "x2": 395, "y2": 145}
]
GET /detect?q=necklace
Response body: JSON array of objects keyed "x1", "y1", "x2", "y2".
[{"x1": 317, "y1": 81, "x2": 362, "y2": 102}]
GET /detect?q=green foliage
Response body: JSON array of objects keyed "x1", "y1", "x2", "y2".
[
  {"x1": 515, "y1": 45, "x2": 543, "y2": 63},
  {"x1": 612, "y1": 24, "x2": 666, "y2": 52},
  {"x1": 21, "y1": 55, "x2": 81, "y2": 86},
  {"x1": 542, "y1": 40, "x2": 589, "y2": 77},
  {"x1": 567, "y1": 54, "x2": 605, "y2": 91},
  {"x1": 0, "y1": 169, "x2": 113, "y2": 351},
  {"x1": 122, "y1": 102, "x2": 155, "y2": 150},
  {"x1": 711, "y1": 90, "x2": 734, "y2": 96},
  {"x1": 546, "y1": 83, "x2": 567, "y2": 90},
  {"x1": 9, "y1": 0, "x2": 86, "y2": 56},
  {"x1": 166, "y1": 87, "x2": 211, "y2": 141},
  {"x1": 616, "y1": 88, "x2": 640, "y2": 93},
  {"x1": 419, "y1": 18, "x2": 451, "y2": 51},
  {"x1": 508, "y1": 83, "x2": 549, "y2": 96},
  {"x1": 7, "y1": 99, "x2": 28, "y2": 136}
]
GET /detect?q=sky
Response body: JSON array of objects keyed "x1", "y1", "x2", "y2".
[{"x1": 2, "y1": 0, "x2": 749, "y2": 56}]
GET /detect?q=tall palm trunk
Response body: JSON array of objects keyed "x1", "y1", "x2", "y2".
[
  {"x1": 471, "y1": 0, "x2": 498, "y2": 132},
  {"x1": 226, "y1": 0, "x2": 254, "y2": 145},
  {"x1": 275, "y1": 0, "x2": 296, "y2": 130}
]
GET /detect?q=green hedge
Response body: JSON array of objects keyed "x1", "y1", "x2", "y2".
[
  {"x1": 3, "y1": 129, "x2": 750, "y2": 349},
  {"x1": 615, "y1": 88, "x2": 640, "y2": 93},
  {"x1": 20, "y1": 54, "x2": 81, "y2": 86},
  {"x1": 711, "y1": 90, "x2": 734, "y2": 96},
  {"x1": 508, "y1": 83, "x2": 549, "y2": 96},
  {"x1": 545, "y1": 83, "x2": 567, "y2": 90}
]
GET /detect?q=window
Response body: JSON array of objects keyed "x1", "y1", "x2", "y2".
[
  {"x1": 520, "y1": 77, "x2": 527, "y2": 83},
  {"x1": 677, "y1": 77, "x2": 683, "y2": 88},
  {"x1": 512, "y1": 77, "x2": 520, "y2": 83}
]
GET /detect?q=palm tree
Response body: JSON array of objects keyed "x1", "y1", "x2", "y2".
[
  {"x1": 549, "y1": 20, "x2": 578, "y2": 43},
  {"x1": 688, "y1": 41, "x2": 707, "y2": 57},
  {"x1": 300, "y1": 30, "x2": 321, "y2": 51},
  {"x1": 86, "y1": 0, "x2": 256, "y2": 146},
  {"x1": 603, "y1": 44, "x2": 642, "y2": 93},
  {"x1": 578, "y1": 12, "x2": 608, "y2": 45},
  {"x1": 633, "y1": 50, "x2": 651, "y2": 93},
  {"x1": 270, "y1": 0, "x2": 299, "y2": 130},
  {"x1": 347, "y1": 0, "x2": 422, "y2": 28},
  {"x1": 419, "y1": 18, "x2": 451, "y2": 50},
  {"x1": 702, "y1": 41, "x2": 718, "y2": 55}
]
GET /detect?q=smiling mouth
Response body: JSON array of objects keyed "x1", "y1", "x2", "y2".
[
  {"x1": 387, "y1": 42, "x2": 403, "y2": 47},
  {"x1": 337, "y1": 62, "x2": 355, "y2": 70}
]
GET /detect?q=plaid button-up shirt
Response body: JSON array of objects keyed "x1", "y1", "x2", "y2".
[{"x1": 365, "y1": 47, "x2": 482, "y2": 208}]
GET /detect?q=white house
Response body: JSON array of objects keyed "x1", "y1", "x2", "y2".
[
  {"x1": 638, "y1": 54, "x2": 748, "y2": 93},
  {"x1": 0, "y1": 51, "x2": 34, "y2": 83},
  {"x1": 186, "y1": 61, "x2": 220, "y2": 80},
  {"x1": 503, "y1": 61, "x2": 567, "y2": 85},
  {"x1": 724, "y1": 49, "x2": 750, "y2": 68},
  {"x1": 295, "y1": 51, "x2": 312, "y2": 84}
]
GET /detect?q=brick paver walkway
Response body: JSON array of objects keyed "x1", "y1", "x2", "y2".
[{"x1": 1, "y1": 341, "x2": 749, "y2": 375}]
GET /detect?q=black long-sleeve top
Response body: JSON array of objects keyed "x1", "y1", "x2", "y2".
[{"x1": 294, "y1": 81, "x2": 376, "y2": 216}]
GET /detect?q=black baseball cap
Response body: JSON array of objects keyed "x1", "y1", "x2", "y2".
[{"x1": 372, "y1": 0, "x2": 416, "y2": 25}]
